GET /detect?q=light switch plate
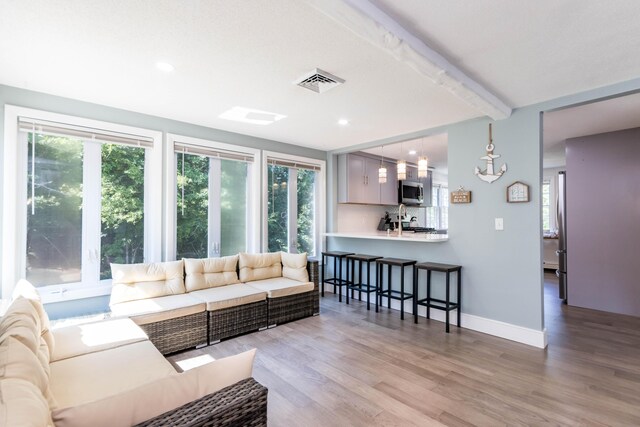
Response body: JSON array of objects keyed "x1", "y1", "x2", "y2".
[{"x1": 495, "y1": 218, "x2": 504, "y2": 230}]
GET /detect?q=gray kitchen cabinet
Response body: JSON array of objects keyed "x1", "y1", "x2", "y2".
[{"x1": 338, "y1": 153, "x2": 398, "y2": 205}]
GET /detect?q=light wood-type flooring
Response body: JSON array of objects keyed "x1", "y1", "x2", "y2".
[{"x1": 169, "y1": 272, "x2": 640, "y2": 426}]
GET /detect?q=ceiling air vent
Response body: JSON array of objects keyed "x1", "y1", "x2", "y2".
[{"x1": 295, "y1": 68, "x2": 345, "y2": 93}]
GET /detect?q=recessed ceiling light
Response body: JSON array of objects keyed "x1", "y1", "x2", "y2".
[
  {"x1": 338, "y1": 119, "x2": 349, "y2": 126},
  {"x1": 219, "y1": 106, "x2": 286, "y2": 125},
  {"x1": 156, "y1": 62, "x2": 175, "y2": 73},
  {"x1": 409, "y1": 150, "x2": 417, "y2": 155}
]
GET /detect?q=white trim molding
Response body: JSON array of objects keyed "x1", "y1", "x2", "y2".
[
  {"x1": 328, "y1": 289, "x2": 548, "y2": 349},
  {"x1": 2, "y1": 105, "x2": 162, "y2": 301}
]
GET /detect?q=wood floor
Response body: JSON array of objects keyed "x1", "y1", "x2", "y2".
[{"x1": 169, "y1": 273, "x2": 640, "y2": 426}]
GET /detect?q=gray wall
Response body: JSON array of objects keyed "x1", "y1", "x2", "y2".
[
  {"x1": 327, "y1": 78, "x2": 640, "y2": 332},
  {"x1": 0, "y1": 84, "x2": 325, "y2": 318},
  {"x1": 566, "y1": 127, "x2": 640, "y2": 316}
]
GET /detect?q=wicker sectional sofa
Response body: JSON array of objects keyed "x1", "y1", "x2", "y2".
[
  {"x1": 109, "y1": 252, "x2": 319, "y2": 355},
  {"x1": 0, "y1": 281, "x2": 267, "y2": 427}
]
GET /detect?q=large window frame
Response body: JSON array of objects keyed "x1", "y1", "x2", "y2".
[
  {"x1": 2, "y1": 106, "x2": 163, "y2": 302},
  {"x1": 262, "y1": 151, "x2": 326, "y2": 256},
  {"x1": 165, "y1": 134, "x2": 261, "y2": 260}
]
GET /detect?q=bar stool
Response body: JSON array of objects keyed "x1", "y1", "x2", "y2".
[
  {"x1": 376, "y1": 258, "x2": 416, "y2": 319},
  {"x1": 413, "y1": 262, "x2": 462, "y2": 333},
  {"x1": 346, "y1": 254, "x2": 382, "y2": 310},
  {"x1": 321, "y1": 251, "x2": 354, "y2": 302}
]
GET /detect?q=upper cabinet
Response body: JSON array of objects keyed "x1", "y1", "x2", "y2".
[{"x1": 338, "y1": 153, "x2": 398, "y2": 205}]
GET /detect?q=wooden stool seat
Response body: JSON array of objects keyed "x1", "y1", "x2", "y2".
[
  {"x1": 376, "y1": 257, "x2": 416, "y2": 319},
  {"x1": 346, "y1": 254, "x2": 382, "y2": 310},
  {"x1": 321, "y1": 251, "x2": 354, "y2": 302},
  {"x1": 413, "y1": 262, "x2": 462, "y2": 333}
]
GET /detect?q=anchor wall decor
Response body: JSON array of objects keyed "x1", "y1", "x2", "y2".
[{"x1": 474, "y1": 123, "x2": 507, "y2": 183}]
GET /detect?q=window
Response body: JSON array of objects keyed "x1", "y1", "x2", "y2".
[
  {"x1": 264, "y1": 152, "x2": 325, "y2": 257},
  {"x1": 166, "y1": 135, "x2": 260, "y2": 260},
  {"x1": 2, "y1": 106, "x2": 162, "y2": 301},
  {"x1": 426, "y1": 185, "x2": 448, "y2": 230},
  {"x1": 542, "y1": 180, "x2": 551, "y2": 231}
]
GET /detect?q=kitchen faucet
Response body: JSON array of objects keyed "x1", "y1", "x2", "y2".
[{"x1": 397, "y1": 203, "x2": 407, "y2": 236}]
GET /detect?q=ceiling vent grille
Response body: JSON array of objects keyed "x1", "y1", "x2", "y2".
[{"x1": 295, "y1": 68, "x2": 345, "y2": 93}]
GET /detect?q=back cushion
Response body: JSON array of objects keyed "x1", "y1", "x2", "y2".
[
  {"x1": 0, "y1": 297, "x2": 42, "y2": 355},
  {"x1": 184, "y1": 256, "x2": 240, "y2": 292},
  {"x1": 110, "y1": 260, "x2": 185, "y2": 305},
  {"x1": 281, "y1": 252, "x2": 309, "y2": 282},
  {"x1": 0, "y1": 336, "x2": 49, "y2": 396},
  {"x1": 239, "y1": 252, "x2": 282, "y2": 282},
  {"x1": 0, "y1": 378, "x2": 54, "y2": 427},
  {"x1": 11, "y1": 280, "x2": 55, "y2": 356}
]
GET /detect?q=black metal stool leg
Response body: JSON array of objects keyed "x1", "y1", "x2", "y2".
[
  {"x1": 445, "y1": 272, "x2": 450, "y2": 333},
  {"x1": 387, "y1": 264, "x2": 392, "y2": 309},
  {"x1": 426, "y1": 270, "x2": 431, "y2": 319},
  {"x1": 366, "y1": 261, "x2": 371, "y2": 310},
  {"x1": 334, "y1": 256, "x2": 338, "y2": 299},
  {"x1": 400, "y1": 266, "x2": 405, "y2": 320},
  {"x1": 321, "y1": 254, "x2": 325, "y2": 297},
  {"x1": 457, "y1": 269, "x2": 462, "y2": 327},
  {"x1": 375, "y1": 263, "x2": 380, "y2": 312},
  {"x1": 413, "y1": 266, "x2": 418, "y2": 324},
  {"x1": 345, "y1": 258, "x2": 349, "y2": 304}
]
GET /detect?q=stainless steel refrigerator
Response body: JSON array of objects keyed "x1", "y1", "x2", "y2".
[{"x1": 556, "y1": 171, "x2": 567, "y2": 302}]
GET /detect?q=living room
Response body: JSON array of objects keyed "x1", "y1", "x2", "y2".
[{"x1": 1, "y1": 1, "x2": 640, "y2": 426}]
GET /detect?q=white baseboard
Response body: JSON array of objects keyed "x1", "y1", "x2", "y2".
[{"x1": 327, "y1": 290, "x2": 548, "y2": 349}]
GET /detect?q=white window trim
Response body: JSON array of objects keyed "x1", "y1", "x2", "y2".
[
  {"x1": 2, "y1": 105, "x2": 162, "y2": 303},
  {"x1": 262, "y1": 151, "x2": 326, "y2": 257},
  {"x1": 165, "y1": 134, "x2": 261, "y2": 260}
]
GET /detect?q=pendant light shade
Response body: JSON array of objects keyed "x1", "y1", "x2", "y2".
[
  {"x1": 418, "y1": 156, "x2": 429, "y2": 178},
  {"x1": 378, "y1": 145, "x2": 387, "y2": 183},
  {"x1": 397, "y1": 159, "x2": 407, "y2": 181},
  {"x1": 378, "y1": 165, "x2": 387, "y2": 183}
]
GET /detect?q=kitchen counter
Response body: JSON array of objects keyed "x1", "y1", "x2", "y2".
[{"x1": 324, "y1": 232, "x2": 448, "y2": 243}]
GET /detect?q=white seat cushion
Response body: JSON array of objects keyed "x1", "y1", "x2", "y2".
[
  {"x1": 50, "y1": 340, "x2": 177, "y2": 409},
  {"x1": 109, "y1": 294, "x2": 205, "y2": 325},
  {"x1": 190, "y1": 284, "x2": 267, "y2": 311},
  {"x1": 51, "y1": 349, "x2": 256, "y2": 427},
  {"x1": 51, "y1": 318, "x2": 148, "y2": 362},
  {"x1": 246, "y1": 277, "x2": 314, "y2": 298}
]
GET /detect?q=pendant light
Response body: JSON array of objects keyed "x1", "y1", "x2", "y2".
[
  {"x1": 397, "y1": 141, "x2": 407, "y2": 181},
  {"x1": 418, "y1": 137, "x2": 429, "y2": 178},
  {"x1": 378, "y1": 145, "x2": 387, "y2": 184}
]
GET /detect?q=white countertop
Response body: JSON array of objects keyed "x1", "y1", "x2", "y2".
[{"x1": 324, "y1": 231, "x2": 448, "y2": 243}]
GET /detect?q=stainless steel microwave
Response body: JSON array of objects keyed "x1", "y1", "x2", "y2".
[{"x1": 398, "y1": 181, "x2": 424, "y2": 205}]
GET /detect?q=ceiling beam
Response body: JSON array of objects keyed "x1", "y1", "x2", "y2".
[{"x1": 306, "y1": 0, "x2": 512, "y2": 120}]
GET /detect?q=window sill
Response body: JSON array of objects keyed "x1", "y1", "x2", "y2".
[{"x1": 39, "y1": 281, "x2": 112, "y2": 304}]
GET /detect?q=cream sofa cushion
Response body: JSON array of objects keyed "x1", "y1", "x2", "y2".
[
  {"x1": 51, "y1": 318, "x2": 148, "y2": 362},
  {"x1": 110, "y1": 260, "x2": 185, "y2": 305},
  {"x1": 12, "y1": 279, "x2": 55, "y2": 355},
  {"x1": 190, "y1": 284, "x2": 267, "y2": 311},
  {"x1": 109, "y1": 294, "x2": 205, "y2": 326},
  {"x1": 51, "y1": 349, "x2": 256, "y2": 427},
  {"x1": 184, "y1": 255, "x2": 240, "y2": 292},
  {"x1": 0, "y1": 297, "x2": 42, "y2": 355},
  {"x1": 0, "y1": 336, "x2": 49, "y2": 396},
  {"x1": 0, "y1": 378, "x2": 53, "y2": 427},
  {"x1": 50, "y1": 340, "x2": 177, "y2": 410},
  {"x1": 239, "y1": 252, "x2": 282, "y2": 282},
  {"x1": 246, "y1": 277, "x2": 314, "y2": 298},
  {"x1": 281, "y1": 252, "x2": 309, "y2": 282}
]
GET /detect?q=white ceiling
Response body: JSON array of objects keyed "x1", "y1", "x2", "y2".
[
  {"x1": 2, "y1": 1, "x2": 640, "y2": 152},
  {"x1": 361, "y1": 133, "x2": 448, "y2": 174},
  {"x1": 543, "y1": 92, "x2": 640, "y2": 168}
]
